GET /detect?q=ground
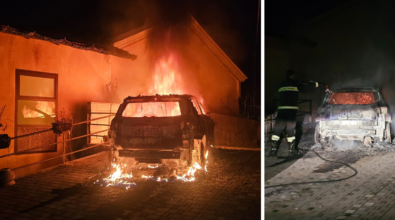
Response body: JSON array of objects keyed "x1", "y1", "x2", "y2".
[
  {"x1": 265, "y1": 133, "x2": 395, "y2": 220},
  {"x1": 0, "y1": 147, "x2": 261, "y2": 220}
]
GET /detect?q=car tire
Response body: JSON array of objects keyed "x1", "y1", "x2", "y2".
[{"x1": 384, "y1": 122, "x2": 391, "y2": 143}]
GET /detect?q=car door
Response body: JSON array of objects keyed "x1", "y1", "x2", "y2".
[{"x1": 190, "y1": 98, "x2": 215, "y2": 146}]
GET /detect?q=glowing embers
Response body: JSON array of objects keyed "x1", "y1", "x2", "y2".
[
  {"x1": 22, "y1": 101, "x2": 56, "y2": 118},
  {"x1": 329, "y1": 92, "x2": 375, "y2": 105},
  {"x1": 142, "y1": 175, "x2": 169, "y2": 182},
  {"x1": 122, "y1": 102, "x2": 181, "y2": 117},
  {"x1": 96, "y1": 163, "x2": 136, "y2": 189}
]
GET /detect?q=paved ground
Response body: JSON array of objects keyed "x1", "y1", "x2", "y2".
[
  {"x1": 0, "y1": 147, "x2": 261, "y2": 220},
  {"x1": 265, "y1": 134, "x2": 395, "y2": 220}
]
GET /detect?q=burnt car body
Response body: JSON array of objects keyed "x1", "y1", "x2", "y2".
[
  {"x1": 315, "y1": 87, "x2": 391, "y2": 146},
  {"x1": 108, "y1": 94, "x2": 214, "y2": 171}
]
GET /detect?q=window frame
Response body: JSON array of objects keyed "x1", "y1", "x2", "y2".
[{"x1": 15, "y1": 69, "x2": 58, "y2": 154}]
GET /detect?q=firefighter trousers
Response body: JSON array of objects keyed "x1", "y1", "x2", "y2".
[{"x1": 272, "y1": 109, "x2": 297, "y2": 141}]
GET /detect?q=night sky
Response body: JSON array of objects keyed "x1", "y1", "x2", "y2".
[
  {"x1": 265, "y1": 0, "x2": 349, "y2": 40},
  {"x1": 0, "y1": 0, "x2": 260, "y2": 116}
]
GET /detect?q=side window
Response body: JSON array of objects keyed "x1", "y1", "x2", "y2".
[{"x1": 15, "y1": 70, "x2": 58, "y2": 153}]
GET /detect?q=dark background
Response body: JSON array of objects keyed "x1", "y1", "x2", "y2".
[
  {"x1": 265, "y1": 0, "x2": 395, "y2": 134},
  {"x1": 0, "y1": 0, "x2": 261, "y2": 119}
]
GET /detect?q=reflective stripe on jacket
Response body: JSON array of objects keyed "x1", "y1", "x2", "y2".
[
  {"x1": 279, "y1": 87, "x2": 298, "y2": 92},
  {"x1": 277, "y1": 79, "x2": 314, "y2": 109},
  {"x1": 278, "y1": 106, "x2": 299, "y2": 110}
]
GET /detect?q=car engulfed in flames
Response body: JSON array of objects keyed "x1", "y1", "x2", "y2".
[
  {"x1": 315, "y1": 87, "x2": 392, "y2": 146},
  {"x1": 107, "y1": 94, "x2": 214, "y2": 179}
]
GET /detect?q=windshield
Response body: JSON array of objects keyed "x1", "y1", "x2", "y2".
[
  {"x1": 328, "y1": 92, "x2": 375, "y2": 105},
  {"x1": 122, "y1": 102, "x2": 181, "y2": 117}
]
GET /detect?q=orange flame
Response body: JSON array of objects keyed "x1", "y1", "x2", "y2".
[
  {"x1": 149, "y1": 54, "x2": 183, "y2": 95},
  {"x1": 100, "y1": 163, "x2": 135, "y2": 189}
]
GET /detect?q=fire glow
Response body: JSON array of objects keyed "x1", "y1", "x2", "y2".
[
  {"x1": 22, "y1": 101, "x2": 56, "y2": 118},
  {"x1": 329, "y1": 92, "x2": 375, "y2": 105},
  {"x1": 148, "y1": 54, "x2": 183, "y2": 96},
  {"x1": 97, "y1": 53, "x2": 209, "y2": 189},
  {"x1": 97, "y1": 163, "x2": 136, "y2": 189},
  {"x1": 98, "y1": 149, "x2": 209, "y2": 189}
]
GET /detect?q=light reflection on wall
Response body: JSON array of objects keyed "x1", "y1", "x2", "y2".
[{"x1": 20, "y1": 75, "x2": 54, "y2": 98}]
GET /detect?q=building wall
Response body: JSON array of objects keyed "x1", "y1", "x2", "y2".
[
  {"x1": 112, "y1": 28, "x2": 241, "y2": 116},
  {"x1": 264, "y1": 36, "x2": 291, "y2": 115},
  {"x1": 0, "y1": 23, "x2": 243, "y2": 178},
  {"x1": 0, "y1": 32, "x2": 117, "y2": 177},
  {"x1": 210, "y1": 113, "x2": 260, "y2": 149}
]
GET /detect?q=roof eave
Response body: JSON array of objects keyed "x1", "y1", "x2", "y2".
[{"x1": 113, "y1": 16, "x2": 248, "y2": 83}]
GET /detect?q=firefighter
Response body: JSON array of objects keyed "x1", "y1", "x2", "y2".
[{"x1": 269, "y1": 70, "x2": 319, "y2": 157}]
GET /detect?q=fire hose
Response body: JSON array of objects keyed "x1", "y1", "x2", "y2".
[{"x1": 265, "y1": 149, "x2": 358, "y2": 189}]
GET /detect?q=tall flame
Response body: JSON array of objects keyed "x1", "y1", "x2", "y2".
[{"x1": 148, "y1": 54, "x2": 183, "y2": 95}]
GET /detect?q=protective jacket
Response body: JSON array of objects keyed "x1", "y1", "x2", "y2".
[{"x1": 277, "y1": 79, "x2": 315, "y2": 110}]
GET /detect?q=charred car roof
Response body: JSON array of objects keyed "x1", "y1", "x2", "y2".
[{"x1": 123, "y1": 94, "x2": 196, "y2": 102}]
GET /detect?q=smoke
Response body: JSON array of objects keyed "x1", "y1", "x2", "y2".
[
  {"x1": 325, "y1": 45, "x2": 395, "y2": 137},
  {"x1": 94, "y1": 0, "x2": 255, "y2": 113},
  {"x1": 330, "y1": 139, "x2": 363, "y2": 149}
]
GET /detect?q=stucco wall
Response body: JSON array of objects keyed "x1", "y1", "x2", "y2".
[
  {"x1": 0, "y1": 32, "x2": 115, "y2": 177},
  {"x1": 264, "y1": 36, "x2": 291, "y2": 115}
]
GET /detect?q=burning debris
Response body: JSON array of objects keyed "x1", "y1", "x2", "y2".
[
  {"x1": 95, "y1": 163, "x2": 136, "y2": 189},
  {"x1": 96, "y1": 149, "x2": 209, "y2": 189}
]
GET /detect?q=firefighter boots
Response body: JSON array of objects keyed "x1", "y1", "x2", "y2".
[
  {"x1": 287, "y1": 136, "x2": 298, "y2": 157},
  {"x1": 268, "y1": 135, "x2": 281, "y2": 157}
]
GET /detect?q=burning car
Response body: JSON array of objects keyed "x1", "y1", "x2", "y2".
[
  {"x1": 315, "y1": 87, "x2": 391, "y2": 146},
  {"x1": 108, "y1": 94, "x2": 214, "y2": 175}
]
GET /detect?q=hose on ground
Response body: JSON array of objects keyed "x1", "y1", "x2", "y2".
[{"x1": 265, "y1": 149, "x2": 358, "y2": 189}]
